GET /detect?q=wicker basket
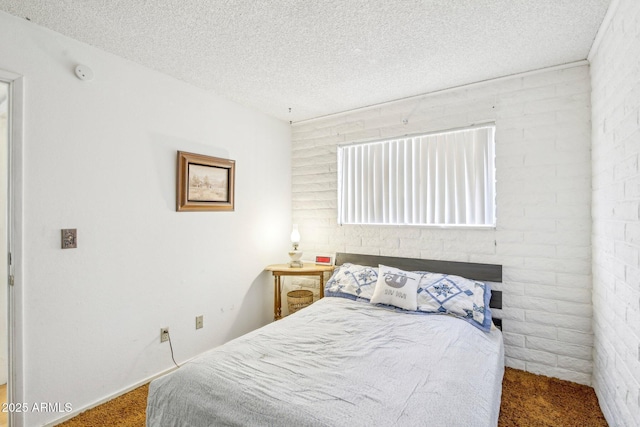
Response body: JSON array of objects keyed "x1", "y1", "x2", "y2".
[{"x1": 287, "y1": 289, "x2": 313, "y2": 314}]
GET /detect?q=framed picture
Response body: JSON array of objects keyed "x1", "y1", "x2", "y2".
[{"x1": 177, "y1": 151, "x2": 235, "y2": 212}]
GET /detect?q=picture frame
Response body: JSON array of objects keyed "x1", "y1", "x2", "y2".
[{"x1": 177, "y1": 151, "x2": 235, "y2": 212}]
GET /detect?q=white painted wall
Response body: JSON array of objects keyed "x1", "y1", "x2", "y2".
[
  {"x1": 0, "y1": 12, "x2": 292, "y2": 426},
  {"x1": 590, "y1": 0, "x2": 640, "y2": 425},
  {"x1": 292, "y1": 64, "x2": 593, "y2": 385}
]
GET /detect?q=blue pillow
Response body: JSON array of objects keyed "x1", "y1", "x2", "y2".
[
  {"x1": 325, "y1": 264, "x2": 493, "y2": 332},
  {"x1": 415, "y1": 271, "x2": 493, "y2": 332},
  {"x1": 325, "y1": 263, "x2": 378, "y2": 301}
]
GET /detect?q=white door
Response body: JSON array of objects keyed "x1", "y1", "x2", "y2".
[
  {"x1": 0, "y1": 69, "x2": 24, "y2": 427},
  {"x1": 0, "y1": 79, "x2": 7, "y2": 427}
]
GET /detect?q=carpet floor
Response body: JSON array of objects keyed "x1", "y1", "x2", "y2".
[{"x1": 58, "y1": 367, "x2": 607, "y2": 426}]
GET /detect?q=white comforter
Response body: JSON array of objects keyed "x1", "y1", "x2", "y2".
[{"x1": 147, "y1": 297, "x2": 504, "y2": 427}]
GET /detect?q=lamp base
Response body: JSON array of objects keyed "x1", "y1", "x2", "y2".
[{"x1": 288, "y1": 249, "x2": 303, "y2": 268}]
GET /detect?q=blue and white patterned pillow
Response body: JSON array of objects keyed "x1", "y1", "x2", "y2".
[
  {"x1": 415, "y1": 272, "x2": 492, "y2": 332},
  {"x1": 325, "y1": 264, "x2": 493, "y2": 332},
  {"x1": 325, "y1": 263, "x2": 378, "y2": 301}
]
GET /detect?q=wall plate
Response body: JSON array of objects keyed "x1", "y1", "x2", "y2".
[
  {"x1": 160, "y1": 327, "x2": 169, "y2": 343},
  {"x1": 61, "y1": 229, "x2": 77, "y2": 249}
]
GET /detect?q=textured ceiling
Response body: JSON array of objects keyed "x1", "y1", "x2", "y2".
[{"x1": 0, "y1": 0, "x2": 611, "y2": 122}]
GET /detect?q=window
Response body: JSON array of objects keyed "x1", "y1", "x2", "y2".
[{"x1": 337, "y1": 125, "x2": 496, "y2": 227}]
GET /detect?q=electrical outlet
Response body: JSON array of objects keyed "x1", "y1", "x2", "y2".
[
  {"x1": 196, "y1": 315, "x2": 203, "y2": 330},
  {"x1": 160, "y1": 327, "x2": 169, "y2": 343}
]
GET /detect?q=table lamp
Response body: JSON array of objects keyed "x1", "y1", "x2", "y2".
[{"x1": 288, "y1": 224, "x2": 303, "y2": 268}]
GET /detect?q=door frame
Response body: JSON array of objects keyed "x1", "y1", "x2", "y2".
[{"x1": 0, "y1": 68, "x2": 24, "y2": 427}]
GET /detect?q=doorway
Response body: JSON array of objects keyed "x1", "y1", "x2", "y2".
[
  {"x1": 0, "y1": 80, "x2": 9, "y2": 427},
  {"x1": 0, "y1": 69, "x2": 21, "y2": 427}
]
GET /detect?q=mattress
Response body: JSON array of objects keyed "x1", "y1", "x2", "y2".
[{"x1": 147, "y1": 297, "x2": 504, "y2": 427}]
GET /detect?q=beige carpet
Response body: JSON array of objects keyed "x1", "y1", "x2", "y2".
[{"x1": 58, "y1": 367, "x2": 607, "y2": 426}]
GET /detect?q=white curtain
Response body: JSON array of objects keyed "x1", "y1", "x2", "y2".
[{"x1": 338, "y1": 125, "x2": 495, "y2": 226}]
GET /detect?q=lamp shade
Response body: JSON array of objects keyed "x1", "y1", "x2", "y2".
[{"x1": 290, "y1": 224, "x2": 300, "y2": 244}]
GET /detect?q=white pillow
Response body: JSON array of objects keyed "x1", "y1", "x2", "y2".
[{"x1": 370, "y1": 265, "x2": 420, "y2": 311}]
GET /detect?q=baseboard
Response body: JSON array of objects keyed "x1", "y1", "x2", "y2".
[{"x1": 46, "y1": 366, "x2": 179, "y2": 427}]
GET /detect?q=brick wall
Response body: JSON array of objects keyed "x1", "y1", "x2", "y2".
[
  {"x1": 590, "y1": 0, "x2": 640, "y2": 425},
  {"x1": 291, "y1": 64, "x2": 593, "y2": 384}
]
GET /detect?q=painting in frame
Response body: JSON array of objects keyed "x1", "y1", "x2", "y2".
[{"x1": 177, "y1": 151, "x2": 235, "y2": 212}]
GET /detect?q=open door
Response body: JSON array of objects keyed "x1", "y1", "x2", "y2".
[{"x1": 0, "y1": 69, "x2": 23, "y2": 427}]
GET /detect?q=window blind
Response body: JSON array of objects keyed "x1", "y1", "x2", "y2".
[{"x1": 338, "y1": 125, "x2": 496, "y2": 226}]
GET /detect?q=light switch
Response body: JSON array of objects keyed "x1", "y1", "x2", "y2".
[{"x1": 61, "y1": 229, "x2": 77, "y2": 249}]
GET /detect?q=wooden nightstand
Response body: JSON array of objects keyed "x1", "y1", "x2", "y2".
[{"x1": 264, "y1": 263, "x2": 335, "y2": 320}]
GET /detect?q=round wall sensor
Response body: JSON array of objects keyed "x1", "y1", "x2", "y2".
[{"x1": 74, "y1": 64, "x2": 94, "y2": 81}]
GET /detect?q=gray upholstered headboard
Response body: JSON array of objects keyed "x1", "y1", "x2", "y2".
[{"x1": 334, "y1": 252, "x2": 503, "y2": 329}]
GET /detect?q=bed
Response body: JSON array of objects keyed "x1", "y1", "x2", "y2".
[{"x1": 146, "y1": 253, "x2": 504, "y2": 427}]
